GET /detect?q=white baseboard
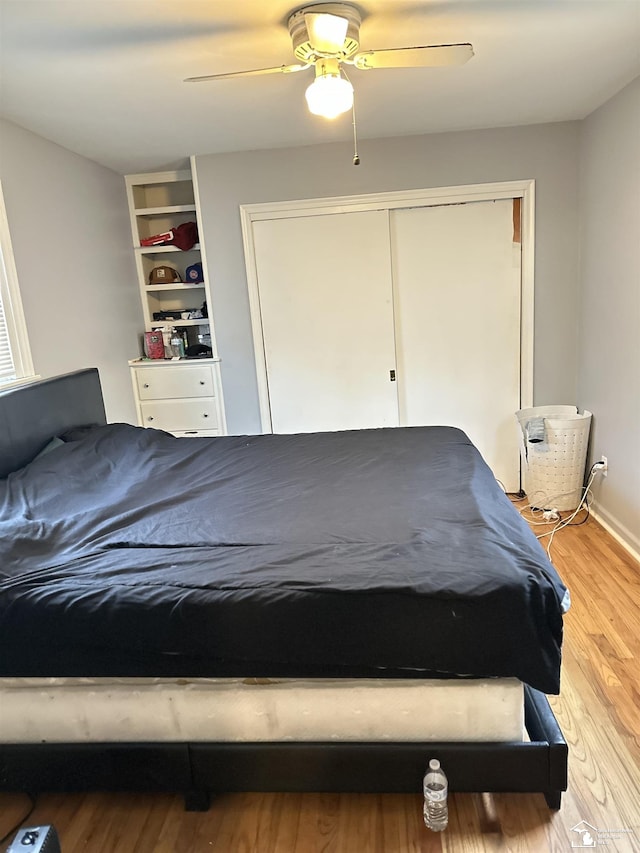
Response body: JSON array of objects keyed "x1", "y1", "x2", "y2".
[{"x1": 589, "y1": 504, "x2": 640, "y2": 566}]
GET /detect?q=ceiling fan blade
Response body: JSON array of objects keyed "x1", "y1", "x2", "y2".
[
  {"x1": 304, "y1": 11, "x2": 349, "y2": 54},
  {"x1": 184, "y1": 63, "x2": 309, "y2": 83},
  {"x1": 353, "y1": 43, "x2": 474, "y2": 70}
]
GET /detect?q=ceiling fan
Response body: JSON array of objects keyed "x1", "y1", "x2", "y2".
[{"x1": 184, "y1": 3, "x2": 474, "y2": 120}]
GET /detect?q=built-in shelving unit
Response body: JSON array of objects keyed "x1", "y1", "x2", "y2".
[
  {"x1": 125, "y1": 170, "x2": 212, "y2": 340},
  {"x1": 124, "y1": 168, "x2": 226, "y2": 437}
]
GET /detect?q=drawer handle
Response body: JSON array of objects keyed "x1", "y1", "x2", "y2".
[
  {"x1": 203, "y1": 413, "x2": 209, "y2": 418},
  {"x1": 199, "y1": 381, "x2": 205, "y2": 385},
  {"x1": 143, "y1": 383, "x2": 150, "y2": 389},
  {"x1": 147, "y1": 416, "x2": 154, "y2": 422}
]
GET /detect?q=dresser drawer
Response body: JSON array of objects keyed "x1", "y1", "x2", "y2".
[
  {"x1": 135, "y1": 365, "x2": 214, "y2": 400},
  {"x1": 140, "y1": 399, "x2": 219, "y2": 432}
]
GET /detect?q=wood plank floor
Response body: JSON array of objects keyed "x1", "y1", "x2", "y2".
[{"x1": 1, "y1": 515, "x2": 639, "y2": 852}]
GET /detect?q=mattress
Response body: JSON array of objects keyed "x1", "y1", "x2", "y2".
[
  {"x1": 0, "y1": 423, "x2": 568, "y2": 692},
  {"x1": 0, "y1": 677, "x2": 524, "y2": 743}
]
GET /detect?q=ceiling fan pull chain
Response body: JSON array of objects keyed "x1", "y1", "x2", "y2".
[
  {"x1": 342, "y1": 67, "x2": 360, "y2": 165},
  {"x1": 352, "y1": 101, "x2": 360, "y2": 166}
]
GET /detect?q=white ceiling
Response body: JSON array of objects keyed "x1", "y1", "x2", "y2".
[{"x1": 1, "y1": 0, "x2": 639, "y2": 175}]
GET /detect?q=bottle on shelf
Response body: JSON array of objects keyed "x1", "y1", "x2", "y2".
[
  {"x1": 169, "y1": 327, "x2": 185, "y2": 358},
  {"x1": 423, "y1": 758, "x2": 448, "y2": 831},
  {"x1": 161, "y1": 327, "x2": 172, "y2": 358}
]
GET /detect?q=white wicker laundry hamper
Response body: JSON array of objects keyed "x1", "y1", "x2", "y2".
[{"x1": 516, "y1": 406, "x2": 592, "y2": 512}]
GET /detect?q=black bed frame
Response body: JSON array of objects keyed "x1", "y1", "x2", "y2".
[
  {"x1": 0, "y1": 686, "x2": 567, "y2": 810},
  {"x1": 0, "y1": 367, "x2": 107, "y2": 478},
  {"x1": 0, "y1": 370, "x2": 568, "y2": 811}
]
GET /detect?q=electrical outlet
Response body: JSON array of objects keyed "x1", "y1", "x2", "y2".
[{"x1": 600, "y1": 455, "x2": 608, "y2": 476}]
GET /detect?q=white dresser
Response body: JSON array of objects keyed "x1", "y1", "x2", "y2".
[{"x1": 129, "y1": 358, "x2": 226, "y2": 437}]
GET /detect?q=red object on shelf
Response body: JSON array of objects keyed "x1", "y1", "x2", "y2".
[
  {"x1": 140, "y1": 222, "x2": 199, "y2": 251},
  {"x1": 140, "y1": 230, "x2": 173, "y2": 247},
  {"x1": 144, "y1": 331, "x2": 166, "y2": 359}
]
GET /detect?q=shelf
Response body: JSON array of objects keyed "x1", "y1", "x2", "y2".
[
  {"x1": 135, "y1": 204, "x2": 197, "y2": 216},
  {"x1": 130, "y1": 357, "x2": 220, "y2": 366},
  {"x1": 146, "y1": 283, "x2": 205, "y2": 292},
  {"x1": 137, "y1": 244, "x2": 201, "y2": 254},
  {"x1": 149, "y1": 319, "x2": 210, "y2": 328}
]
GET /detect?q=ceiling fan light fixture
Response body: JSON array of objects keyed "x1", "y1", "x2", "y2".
[
  {"x1": 304, "y1": 12, "x2": 349, "y2": 55},
  {"x1": 289, "y1": 5, "x2": 361, "y2": 63},
  {"x1": 305, "y1": 67, "x2": 353, "y2": 119}
]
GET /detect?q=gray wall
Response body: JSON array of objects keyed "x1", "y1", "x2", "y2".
[
  {"x1": 1, "y1": 102, "x2": 637, "y2": 551},
  {"x1": 0, "y1": 118, "x2": 142, "y2": 423},
  {"x1": 577, "y1": 76, "x2": 640, "y2": 550},
  {"x1": 195, "y1": 121, "x2": 581, "y2": 435}
]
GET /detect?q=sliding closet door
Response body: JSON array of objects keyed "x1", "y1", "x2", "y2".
[
  {"x1": 391, "y1": 200, "x2": 521, "y2": 490},
  {"x1": 252, "y1": 210, "x2": 398, "y2": 433}
]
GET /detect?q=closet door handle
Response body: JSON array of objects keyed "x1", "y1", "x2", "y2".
[{"x1": 389, "y1": 369, "x2": 396, "y2": 382}]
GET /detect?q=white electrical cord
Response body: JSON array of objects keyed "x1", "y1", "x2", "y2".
[
  {"x1": 505, "y1": 461, "x2": 605, "y2": 561},
  {"x1": 533, "y1": 467, "x2": 600, "y2": 561},
  {"x1": 519, "y1": 508, "x2": 564, "y2": 526}
]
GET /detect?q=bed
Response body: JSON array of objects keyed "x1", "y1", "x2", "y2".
[{"x1": 0, "y1": 368, "x2": 568, "y2": 810}]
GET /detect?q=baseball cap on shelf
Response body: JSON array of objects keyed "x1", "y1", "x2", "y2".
[
  {"x1": 185, "y1": 262, "x2": 204, "y2": 283},
  {"x1": 148, "y1": 265, "x2": 182, "y2": 285},
  {"x1": 168, "y1": 221, "x2": 199, "y2": 251}
]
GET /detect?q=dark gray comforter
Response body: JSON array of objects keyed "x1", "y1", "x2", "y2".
[{"x1": 0, "y1": 423, "x2": 568, "y2": 692}]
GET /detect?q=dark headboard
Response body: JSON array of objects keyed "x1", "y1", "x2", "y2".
[{"x1": 0, "y1": 368, "x2": 106, "y2": 478}]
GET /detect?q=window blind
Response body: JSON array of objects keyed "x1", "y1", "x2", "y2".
[
  {"x1": 0, "y1": 292, "x2": 17, "y2": 384},
  {"x1": 0, "y1": 180, "x2": 33, "y2": 388}
]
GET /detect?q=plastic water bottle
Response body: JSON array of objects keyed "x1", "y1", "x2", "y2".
[
  {"x1": 423, "y1": 758, "x2": 448, "y2": 831},
  {"x1": 170, "y1": 328, "x2": 185, "y2": 358}
]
